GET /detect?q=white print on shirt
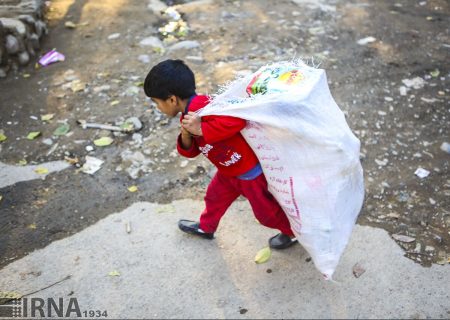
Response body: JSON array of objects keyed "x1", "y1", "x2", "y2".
[
  {"x1": 219, "y1": 152, "x2": 242, "y2": 167},
  {"x1": 199, "y1": 144, "x2": 213, "y2": 156}
]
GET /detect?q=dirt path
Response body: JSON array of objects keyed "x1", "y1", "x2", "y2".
[{"x1": 0, "y1": 0, "x2": 449, "y2": 268}]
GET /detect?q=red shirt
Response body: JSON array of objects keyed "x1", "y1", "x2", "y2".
[{"x1": 177, "y1": 95, "x2": 259, "y2": 177}]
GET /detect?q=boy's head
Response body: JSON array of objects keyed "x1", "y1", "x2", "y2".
[{"x1": 144, "y1": 59, "x2": 196, "y2": 117}]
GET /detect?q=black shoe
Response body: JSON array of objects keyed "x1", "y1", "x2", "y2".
[
  {"x1": 269, "y1": 233, "x2": 297, "y2": 249},
  {"x1": 178, "y1": 220, "x2": 214, "y2": 239}
]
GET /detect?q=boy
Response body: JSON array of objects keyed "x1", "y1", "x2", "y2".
[{"x1": 144, "y1": 59, "x2": 296, "y2": 249}]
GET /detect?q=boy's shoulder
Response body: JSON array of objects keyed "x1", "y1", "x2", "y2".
[{"x1": 188, "y1": 95, "x2": 211, "y2": 112}]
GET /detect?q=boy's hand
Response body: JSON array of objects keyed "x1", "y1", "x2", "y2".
[
  {"x1": 180, "y1": 126, "x2": 191, "y2": 137},
  {"x1": 182, "y1": 112, "x2": 203, "y2": 136}
]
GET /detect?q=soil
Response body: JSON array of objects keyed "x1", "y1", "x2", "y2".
[{"x1": 0, "y1": 0, "x2": 449, "y2": 269}]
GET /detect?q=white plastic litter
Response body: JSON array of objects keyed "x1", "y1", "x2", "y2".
[{"x1": 198, "y1": 61, "x2": 365, "y2": 279}]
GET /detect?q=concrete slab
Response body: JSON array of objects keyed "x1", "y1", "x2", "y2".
[{"x1": 0, "y1": 200, "x2": 449, "y2": 319}]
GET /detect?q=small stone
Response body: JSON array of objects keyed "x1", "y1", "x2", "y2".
[
  {"x1": 414, "y1": 167, "x2": 430, "y2": 178},
  {"x1": 357, "y1": 36, "x2": 376, "y2": 45},
  {"x1": 402, "y1": 77, "x2": 425, "y2": 89},
  {"x1": 108, "y1": 33, "x2": 121, "y2": 40},
  {"x1": 352, "y1": 263, "x2": 366, "y2": 278},
  {"x1": 93, "y1": 85, "x2": 111, "y2": 93},
  {"x1": 168, "y1": 40, "x2": 200, "y2": 52},
  {"x1": 180, "y1": 160, "x2": 189, "y2": 168},
  {"x1": 425, "y1": 246, "x2": 435, "y2": 252},
  {"x1": 18, "y1": 51, "x2": 30, "y2": 66},
  {"x1": 138, "y1": 54, "x2": 151, "y2": 64},
  {"x1": 399, "y1": 86, "x2": 408, "y2": 96},
  {"x1": 5, "y1": 35, "x2": 20, "y2": 54},
  {"x1": 384, "y1": 97, "x2": 394, "y2": 102},
  {"x1": 440, "y1": 142, "x2": 450, "y2": 154},
  {"x1": 375, "y1": 158, "x2": 388, "y2": 166},
  {"x1": 139, "y1": 36, "x2": 164, "y2": 49},
  {"x1": 147, "y1": 0, "x2": 168, "y2": 15},
  {"x1": 42, "y1": 138, "x2": 53, "y2": 146},
  {"x1": 429, "y1": 198, "x2": 436, "y2": 205},
  {"x1": 86, "y1": 145, "x2": 94, "y2": 152},
  {"x1": 392, "y1": 234, "x2": 415, "y2": 243}
]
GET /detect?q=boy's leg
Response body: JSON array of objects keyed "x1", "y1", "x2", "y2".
[
  {"x1": 239, "y1": 174, "x2": 295, "y2": 237},
  {"x1": 198, "y1": 171, "x2": 240, "y2": 233}
]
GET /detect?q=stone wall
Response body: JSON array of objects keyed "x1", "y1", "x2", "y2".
[{"x1": 0, "y1": 0, "x2": 47, "y2": 77}]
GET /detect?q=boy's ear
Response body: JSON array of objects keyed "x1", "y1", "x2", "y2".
[{"x1": 167, "y1": 95, "x2": 177, "y2": 105}]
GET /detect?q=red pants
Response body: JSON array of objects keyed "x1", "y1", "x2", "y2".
[{"x1": 199, "y1": 171, "x2": 294, "y2": 236}]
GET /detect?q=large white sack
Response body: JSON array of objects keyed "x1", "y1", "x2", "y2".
[{"x1": 198, "y1": 61, "x2": 365, "y2": 279}]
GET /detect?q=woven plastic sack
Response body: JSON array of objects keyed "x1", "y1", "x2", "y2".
[{"x1": 198, "y1": 61, "x2": 364, "y2": 279}]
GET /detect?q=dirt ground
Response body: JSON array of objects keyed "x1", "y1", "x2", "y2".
[{"x1": 0, "y1": 0, "x2": 449, "y2": 269}]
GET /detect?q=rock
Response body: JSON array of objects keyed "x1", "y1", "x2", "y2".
[
  {"x1": 186, "y1": 55, "x2": 204, "y2": 64},
  {"x1": 125, "y1": 117, "x2": 143, "y2": 131},
  {"x1": 168, "y1": 40, "x2": 200, "y2": 52},
  {"x1": 180, "y1": 160, "x2": 189, "y2": 168},
  {"x1": 139, "y1": 36, "x2": 164, "y2": 49},
  {"x1": 93, "y1": 85, "x2": 111, "y2": 93},
  {"x1": 138, "y1": 54, "x2": 150, "y2": 64},
  {"x1": 402, "y1": 77, "x2": 425, "y2": 89},
  {"x1": 5, "y1": 34, "x2": 20, "y2": 54},
  {"x1": 132, "y1": 133, "x2": 143, "y2": 146},
  {"x1": 392, "y1": 234, "x2": 415, "y2": 243},
  {"x1": 28, "y1": 33, "x2": 40, "y2": 49},
  {"x1": 440, "y1": 142, "x2": 450, "y2": 154},
  {"x1": 85, "y1": 145, "x2": 94, "y2": 152},
  {"x1": 0, "y1": 18, "x2": 26, "y2": 36},
  {"x1": 35, "y1": 20, "x2": 47, "y2": 38},
  {"x1": 352, "y1": 263, "x2": 366, "y2": 278},
  {"x1": 147, "y1": 0, "x2": 167, "y2": 15},
  {"x1": 0, "y1": 68, "x2": 6, "y2": 78},
  {"x1": 42, "y1": 138, "x2": 53, "y2": 146},
  {"x1": 125, "y1": 86, "x2": 140, "y2": 96},
  {"x1": 18, "y1": 50, "x2": 29, "y2": 65}
]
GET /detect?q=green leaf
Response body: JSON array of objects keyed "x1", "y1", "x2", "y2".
[
  {"x1": 0, "y1": 133, "x2": 7, "y2": 142},
  {"x1": 128, "y1": 185, "x2": 138, "y2": 192},
  {"x1": 27, "y1": 131, "x2": 41, "y2": 140},
  {"x1": 108, "y1": 270, "x2": 120, "y2": 276},
  {"x1": 430, "y1": 69, "x2": 440, "y2": 78},
  {"x1": 254, "y1": 247, "x2": 271, "y2": 264},
  {"x1": 41, "y1": 113, "x2": 55, "y2": 121},
  {"x1": 53, "y1": 124, "x2": 70, "y2": 136},
  {"x1": 94, "y1": 137, "x2": 113, "y2": 146},
  {"x1": 34, "y1": 167, "x2": 49, "y2": 174}
]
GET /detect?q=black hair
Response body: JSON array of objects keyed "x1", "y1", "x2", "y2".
[{"x1": 144, "y1": 59, "x2": 196, "y2": 100}]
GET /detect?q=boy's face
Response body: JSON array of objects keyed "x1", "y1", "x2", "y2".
[{"x1": 151, "y1": 96, "x2": 179, "y2": 117}]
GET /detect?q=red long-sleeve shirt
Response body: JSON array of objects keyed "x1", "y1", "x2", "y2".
[{"x1": 177, "y1": 95, "x2": 259, "y2": 177}]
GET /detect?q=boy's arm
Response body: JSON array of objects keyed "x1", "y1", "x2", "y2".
[
  {"x1": 182, "y1": 111, "x2": 247, "y2": 144},
  {"x1": 201, "y1": 115, "x2": 247, "y2": 144},
  {"x1": 177, "y1": 128, "x2": 201, "y2": 158}
]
